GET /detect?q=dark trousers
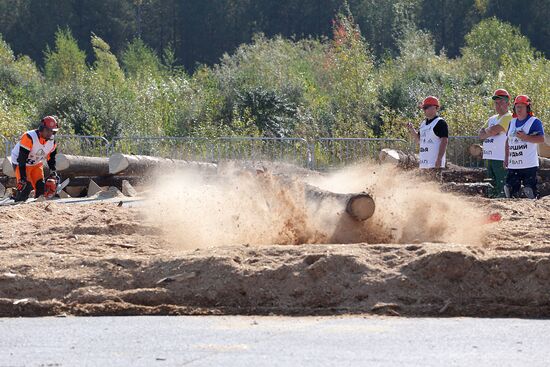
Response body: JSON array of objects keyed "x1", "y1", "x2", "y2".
[
  {"x1": 486, "y1": 159, "x2": 507, "y2": 198},
  {"x1": 506, "y1": 167, "x2": 538, "y2": 198}
]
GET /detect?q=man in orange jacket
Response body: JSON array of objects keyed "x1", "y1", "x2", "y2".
[{"x1": 11, "y1": 116, "x2": 60, "y2": 202}]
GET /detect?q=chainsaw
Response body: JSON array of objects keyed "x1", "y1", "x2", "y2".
[{"x1": 44, "y1": 177, "x2": 70, "y2": 199}]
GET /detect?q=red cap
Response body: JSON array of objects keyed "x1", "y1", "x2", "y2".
[
  {"x1": 421, "y1": 96, "x2": 440, "y2": 108},
  {"x1": 492, "y1": 89, "x2": 510, "y2": 100}
]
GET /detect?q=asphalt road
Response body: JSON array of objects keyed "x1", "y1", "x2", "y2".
[{"x1": 0, "y1": 316, "x2": 545, "y2": 366}]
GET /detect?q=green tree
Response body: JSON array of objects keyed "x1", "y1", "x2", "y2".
[
  {"x1": 44, "y1": 28, "x2": 87, "y2": 84},
  {"x1": 121, "y1": 37, "x2": 161, "y2": 78},
  {"x1": 91, "y1": 34, "x2": 124, "y2": 83},
  {"x1": 461, "y1": 18, "x2": 535, "y2": 72}
]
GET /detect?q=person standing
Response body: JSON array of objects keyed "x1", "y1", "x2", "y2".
[
  {"x1": 504, "y1": 95, "x2": 545, "y2": 198},
  {"x1": 479, "y1": 89, "x2": 513, "y2": 197},
  {"x1": 407, "y1": 96, "x2": 449, "y2": 169}
]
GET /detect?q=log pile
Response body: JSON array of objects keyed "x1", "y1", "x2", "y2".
[
  {"x1": 0, "y1": 153, "x2": 221, "y2": 198},
  {"x1": 379, "y1": 148, "x2": 550, "y2": 197},
  {"x1": 0, "y1": 152, "x2": 377, "y2": 221}
]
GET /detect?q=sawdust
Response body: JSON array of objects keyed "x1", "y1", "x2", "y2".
[
  {"x1": 144, "y1": 162, "x2": 485, "y2": 249},
  {"x1": 143, "y1": 166, "x2": 324, "y2": 249},
  {"x1": 306, "y1": 163, "x2": 486, "y2": 245}
]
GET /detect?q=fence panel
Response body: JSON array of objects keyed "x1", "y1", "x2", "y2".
[
  {"x1": 2, "y1": 134, "x2": 110, "y2": 158},
  {"x1": 1, "y1": 135, "x2": 10, "y2": 158},
  {"x1": 110, "y1": 137, "x2": 215, "y2": 161},
  {"x1": 446, "y1": 136, "x2": 484, "y2": 168},
  {"x1": 313, "y1": 138, "x2": 411, "y2": 170},
  {"x1": 55, "y1": 135, "x2": 110, "y2": 157},
  {"x1": 3, "y1": 133, "x2": 487, "y2": 169},
  {"x1": 110, "y1": 136, "x2": 314, "y2": 168},
  {"x1": 214, "y1": 137, "x2": 313, "y2": 168}
]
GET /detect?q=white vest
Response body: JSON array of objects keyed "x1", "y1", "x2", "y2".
[
  {"x1": 482, "y1": 113, "x2": 510, "y2": 161},
  {"x1": 507, "y1": 116, "x2": 539, "y2": 169},
  {"x1": 418, "y1": 117, "x2": 446, "y2": 169},
  {"x1": 11, "y1": 130, "x2": 56, "y2": 167}
]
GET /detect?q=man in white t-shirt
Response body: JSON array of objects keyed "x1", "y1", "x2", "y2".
[{"x1": 478, "y1": 89, "x2": 513, "y2": 198}]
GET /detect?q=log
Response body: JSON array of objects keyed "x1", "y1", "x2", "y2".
[
  {"x1": 440, "y1": 166, "x2": 487, "y2": 183},
  {"x1": 109, "y1": 153, "x2": 218, "y2": 175},
  {"x1": 2, "y1": 158, "x2": 52, "y2": 178},
  {"x1": 379, "y1": 149, "x2": 418, "y2": 169},
  {"x1": 304, "y1": 183, "x2": 375, "y2": 221},
  {"x1": 539, "y1": 137, "x2": 550, "y2": 158},
  {"x1": 441, "y1": 182, "x2": 493, "y2": 197},
  {"x1": 2, "y1": 157, "x2": 14, "y2": 177},
  {"x1": 65, "y1": 176, "x2": 144, "y2": 188},
  {"x1": 540, "y1": 157, "x2": 550, "y2": 169},
  {"x1": 468, "y1": 143, "x2": 483, "y2": 158},
  {"x1": 57, "y1": 154, "x2": 109, "y2": 177},
  {"x1": 0, "y1": 176, "x2": 14, "y2": 187}
]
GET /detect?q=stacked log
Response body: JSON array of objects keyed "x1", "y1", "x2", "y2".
[
  {"x1": 379, "y1": 148, "x2": 550, "y2": 197},
  {"x1": 108, "y1": 153, "x2": 218, "y2": 175}
]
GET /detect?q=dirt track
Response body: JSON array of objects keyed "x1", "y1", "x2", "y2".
[{"x1": 0, "y1": 194, "x2": 549, "y2": 317}]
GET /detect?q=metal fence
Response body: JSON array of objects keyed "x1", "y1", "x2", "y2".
[
  {"x1": 215, "y1": 137, "x2": 312, "y2": 168},
  {"x1": 1, "y1": 132, "x2": 486, "y2": 169},
  {"x1": 313, "y1": 138, "x2": 411, "y2": 170},
  {"x1": 110, "y1": 136, "x2": 314, "y2": 168},
  {"x1": 446, "y1": 136, "x2": 484, "y2": 168},
  {"x1": 110, "y1": 136, "x2": 215, "y2": 161},
  {"x1": 56, "y1": 135, "x2": 110, "y2": 156},
  {"x1": 1, "y1": 134, "x2": 110, "y2": 158},
  {"x1": 0, "y1": 135, "x2": 10, "y2": 158}
]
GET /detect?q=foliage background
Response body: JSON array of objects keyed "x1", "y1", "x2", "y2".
[{"x1": 0, "y1": 0, "x2": 548, "y2": 139}]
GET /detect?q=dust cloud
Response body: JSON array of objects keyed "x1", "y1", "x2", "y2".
[{"x1": 143, "y1": 162, "x2": 486, "y2": 249}]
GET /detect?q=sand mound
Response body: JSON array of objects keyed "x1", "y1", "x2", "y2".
[
  {"x1": 0, "y1": 163, "x2": 547, "y2": 317},
  {"x1": 0, "y1": 196, "x2": 548, "y2": 317}
]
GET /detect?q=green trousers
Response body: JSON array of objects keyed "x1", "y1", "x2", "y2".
[{"x1": 486, "y1": 159, "x2": 507, "y2": 198}]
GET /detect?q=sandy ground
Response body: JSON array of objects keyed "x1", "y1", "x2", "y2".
[{"x1": 0, "y1": 191, "x2": 548, "y2": 317}]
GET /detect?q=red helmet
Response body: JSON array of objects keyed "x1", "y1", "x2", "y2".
[
  {"x1": 40, "y1": 116, "x2": 59, "y2": 132},
  {"x1": 492, "y1": 89, "x2": 510, "y2": 100},
  {"x1": 513, "y1": 95, "x2": 531, "y2": 106},
  {"x1": 421, "y1": 96, "x2": 440, "y2": 108}
]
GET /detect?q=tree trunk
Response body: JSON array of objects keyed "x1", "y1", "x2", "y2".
[
  {"x1": 66, "y1": 176, "x2": 144, "y2": 188},
  {"x1": 540, "y1": 157, "x2": 550, "y2": 169},
  {"x1": 304, "y1": 183, "x2": 375, "y2": 221},
  {"x1": 379, "y1": 148, "x2": 419, "y2": 169},
  {"x1": 109, "y1": 153, "x2": 218, "y2": 175},
  {"x1": 2, "y1": 157, "x2": 14, "y2": 177},
  {"x1": 441, "y1": 182, "x2": 493, "y2": 196},
  {"x1": 57, "y1": 154, "x2": 110, "y2": 177}
]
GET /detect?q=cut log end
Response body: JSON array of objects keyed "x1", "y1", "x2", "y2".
[
  {"x1": 56, "y1": 154, "x2": 70, "y2": 171},
  {"x1": 109, "y1": 153, "x2": 130, "y2": 175},
  {"x1": 346, "y1": 193, "x2": 376, "y2": 221},
  {"x1": 2, "y1": 157, "x2": 15, "y2": 177},
  {"x1": 468, "y1": 144, "x2": 483, "y2": 158}
]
